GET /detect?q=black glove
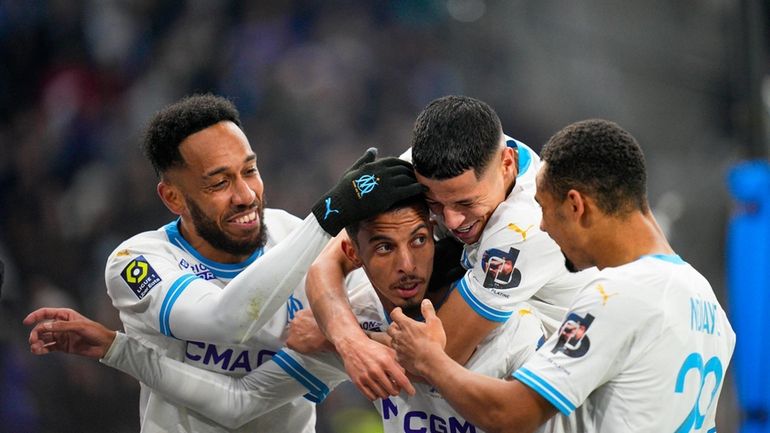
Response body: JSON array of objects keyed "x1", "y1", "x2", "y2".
[
  {"x1": 427, "y1": 237, "x2": 466, "y2": 292},
  {"x1": 312, "y1": 148, "x2": 426, "y2": 236}
]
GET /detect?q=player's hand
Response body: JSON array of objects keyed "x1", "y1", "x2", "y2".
[
  {"x1": 388, "y1": 299, "x2": 446, "y2": 377},
  {"x1": 312, "y1": 148, "x2": 426, "y2": 236},
  {"x1": 286, "y1": 309, "x2": 334, "y2": 353},
  {"x1": 337, "y1": 335, "x2": 416, "y2": 400},
  {"x1": 24, "y1": 307, "x2": 117, "y2": 359}
]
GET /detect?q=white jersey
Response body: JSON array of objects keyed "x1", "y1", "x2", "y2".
[
  {"x1": 513, "y1": 254, "x2": 736, "y2": 433},
  {"x1": 105, "y1": 208, "x2": 329, "y2": 433},
  {"x1": 403, "y1": 138, "x2": 596, "y2": 334},
  {"x1": 274, "y1": 271, "x2": 549, "y2": 433},
  {"x1": 102, "y1": 269, "x2": 551, "y2": 433}
]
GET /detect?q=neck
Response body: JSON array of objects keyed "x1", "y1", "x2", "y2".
[
  {"x1": 590, "y1": 210, "x2": 674, "y2": 270},
  {"x1": 383, "y1": 284, "x2": 451, "y2": 321}
]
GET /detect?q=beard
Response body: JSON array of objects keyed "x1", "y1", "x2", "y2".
[{"x1": 186, "y1": 195, "x2": 267, "y2": 257}]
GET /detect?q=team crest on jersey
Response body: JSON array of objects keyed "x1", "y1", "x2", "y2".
[
  {"x1": 352, "y1": 174, "x2": 379, "y2": 199},
  {"x1": 286, "y1": 294, "x2": 304, "y2": 321},
  {"x1": 552, "y1": 312, "x2": 595, "y2": 358},
  {"x1": 481, "y1": 247, "x2": 522, "y2": 290},
  {"x1": 121, "y1": 255, "x2": 161, "y2": 299}
]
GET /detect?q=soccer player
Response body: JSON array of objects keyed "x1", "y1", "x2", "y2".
[
  {"x1": 27, "y1": 194, "x2": 548, "y2": 433},
  {"x1": 387, "y1": 119, "x2": 736, "y2": 433},
  {"x1": 305, "y1": 95, "x2": 595, "y2": 400},
  {"x1": 25, "y1": 94, "x2": 423, "y2": 433}
]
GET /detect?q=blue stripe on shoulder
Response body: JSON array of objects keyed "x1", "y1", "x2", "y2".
[
  {"x1": 457, "y1": 277, "x2": 511, "y2": 322},
  {"x1": 513, "y1": 367, "x2": 576, "y2": 416},
  {"x1": 159, "y1": 273, "x2": 198, "y2": 337},
  {"x1": 273, "y1": 350, "x2": 330, "y2": 403},
  {"x1": 163, "y1": 219, "x2": 264, "y2": 278},
  {"x1": 641, "y1": 253, "x2": 686, "y2": 265}
]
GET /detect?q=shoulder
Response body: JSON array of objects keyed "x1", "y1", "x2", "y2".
[
  {"x1": 106, "y1": 229, "x2": 173, "y2": 264},
  {"x1": 568, "y1": 269, "x2": 663, "y2": 326}
]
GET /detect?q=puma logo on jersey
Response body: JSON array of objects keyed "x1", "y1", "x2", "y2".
[
  {"x1": 596, "y1": 284, "x2": 618, "y2": 306},
  {"x1": 507, "y1": 223, "x2": 534, "y2": 241}
]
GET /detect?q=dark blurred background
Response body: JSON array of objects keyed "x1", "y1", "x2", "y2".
[{"x1": 1, "y1": 1, "x2": 766, "y2": 432}]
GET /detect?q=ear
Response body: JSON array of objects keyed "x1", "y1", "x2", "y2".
[
  {"x1": 340, "y1": 236, "x2": 363, "y2": 268},
  {"x1": 565, "y1": 189, "x2": 589, "y2": 226},
  {"x1": 500, "y1": 145, "x2": 517, "y2": 179},
  {"x1": 157, "y1": 181, "x2": 185, "y2": 216}
]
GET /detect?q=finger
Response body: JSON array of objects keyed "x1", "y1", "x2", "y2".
[
  {"x1": 421, "y1": 299, "x2": 438, "y2": 323},
  {"x1": 42, "y1": 320, "x2": 84, "y2": 332},
  {"x1": 371, "y1": 369, "x2": 401, "y2": 397},
  {"x1": 351, "y1": 147, "x2": 378, "y2": 170},
  {"x1": 23, "y1": 307, "x2": 72, "y2": 325},
  {"x1": 28, "y1": 321, "x2": 55, "y2": 345},
  {"x1": 376, "y1": 157, "x2": 414, "y2": 171},
  {"x1": 356, "y1": 378, "x2": 386, "y2": 401},
  {"x1": 389, "y1": 307, "x2": 408, "y2": 325},
  {"x1": 386, "y1": 365, "x2": 414, "y2": 396}
]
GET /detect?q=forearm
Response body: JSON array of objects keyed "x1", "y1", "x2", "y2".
[
  {"x1": 172, "y1": 214, "x2": 330, "y2": 344},
  {"x1": 438, "y1": 290, "x2": 500, "y2": 365},
  {"x1": 419, "y1": 350, "x2": 543, "y2": 433},
  {"x1": 101, "y1": 334, "x2": 305, "y2": 429},
  {"x1": 305, "y1": 237, "x2": 367, "y2": 351}
]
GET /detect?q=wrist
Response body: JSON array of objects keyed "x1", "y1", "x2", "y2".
[
  {"x1": 415, "y1": 342, "x2": 450, "y2": 380},
  {"x1": 333, "y1": 328, "x2": 370, "y2": 355}
]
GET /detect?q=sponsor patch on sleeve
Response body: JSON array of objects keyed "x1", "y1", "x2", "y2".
[
  {"x1": 120, "y1": 255, "x2": 162, "y2": 299},
  {"x1": 481, "y1": 247, "x2": 522, "y2": 290}
]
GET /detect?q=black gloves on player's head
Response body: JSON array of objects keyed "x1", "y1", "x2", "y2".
[
  {"x1": 312, "y1": 148, "x2": 426, "y2": 236},
  {"x1": 427, "y1": 237, "x2": 466, "y2": 292}
]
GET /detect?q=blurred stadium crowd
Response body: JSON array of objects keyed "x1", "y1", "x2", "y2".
[{"x1": 0, "y1": 1, "x2": 756, "y2": 432}]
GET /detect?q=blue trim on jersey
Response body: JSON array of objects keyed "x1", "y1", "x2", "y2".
[
  {"x1": 506, "y1": 138, "x2": 532, "y2": 178},
  {"x1": 457, "y1": 276, "x2": 511, "y2": 322},
  {"x1": 640, "y1": 253, "x2": 685, "y2": 265},
  {"x1": 163, "y1": 219, "x2": 264, "y2": 279},
  {"x1": 272, "y1": 350, "x2": 330, "y2": 403},
  {"x1": 513, "y1": 367, "x2": 576, "y2": 416},
  {"x1": 159, "y1": 273, "x2": 198, "y2": 337},
  {"x1": 460, "y1": 248, "x2": 473, "y2": 270},
  {"x1": 707, "y1": 428, "x2": 716, "y2": 433}
]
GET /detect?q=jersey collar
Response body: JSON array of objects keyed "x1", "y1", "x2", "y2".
[{"x1": 163, "y1": 218, "x2": 264, "y2": 279}]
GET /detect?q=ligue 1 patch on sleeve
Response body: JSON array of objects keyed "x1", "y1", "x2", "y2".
[{"x1": 121, "y1": 255, "x2": 162, "y2": 299}]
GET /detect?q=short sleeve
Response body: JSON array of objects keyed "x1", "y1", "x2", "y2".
[
  {"x1": 458, "y1": 205, "x2": 568, "y2": 323},
  {"x1": 513, "y1": 279, "x2": 655, "y2": 416}
]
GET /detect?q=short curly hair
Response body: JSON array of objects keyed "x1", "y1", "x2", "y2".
[
  {"x1": 540, "y1": 119, "x2": 649, "y2": 215},
  {"x1": 411, "y1": 95, "x2": 503, "y2": 180},
  {"x1": 143, "y1": 94, "x2": 242, "y2": 176}
]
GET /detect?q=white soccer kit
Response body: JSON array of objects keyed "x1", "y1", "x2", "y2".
[
  {"x1": 513, "y1": 254, "x2": 736, "y2": 433},
  {"x1": 403, "y1": 138, "x2": 596, "y2": 334},
  {"x1": 102, "y1": 269, "x2": 549, "y2": 433},
  {"x1": 105, "y1": 208, "x2": 330, "y2": 433}
]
